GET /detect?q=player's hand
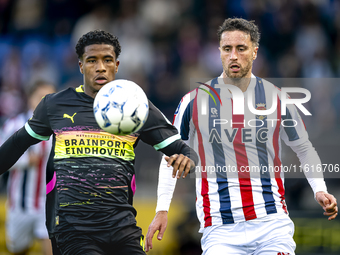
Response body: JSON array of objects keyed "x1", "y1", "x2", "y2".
[
  {"x1": 165, "y1": 154, "x2": 195, "y2": 179},
  {"x1": 145, "y1": 211, "x2": 168, "y2": 252},
  {"x1": 315, "y1": 191, "x2": 338, "y2": 220}
]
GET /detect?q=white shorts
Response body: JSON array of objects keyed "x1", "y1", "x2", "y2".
[
  {"x1": 6, "y1": 210, "x2": 49, "y2": 253},
  {"x1": 201, "y1": 214, "x2": 296, "y2": 255}
]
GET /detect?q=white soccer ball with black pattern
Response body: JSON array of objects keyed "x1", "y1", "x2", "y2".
[{"x1": 93, "y1": 79, "x2": 149, "y2": 135}]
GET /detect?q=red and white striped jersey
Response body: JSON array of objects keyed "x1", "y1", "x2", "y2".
[
  {"x1": 169, "y1": 75, "x2": 311, "y2": 231},
  {"x1": 1, "y1": 111, "x2": 51, "y2": 213}
]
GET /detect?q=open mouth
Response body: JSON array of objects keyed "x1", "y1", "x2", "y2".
[
  {"x1": 230, "y1": 63, "x2": 241, "y2": 72},
  {"x1": 95, "y1": 76, "x2": 108, "y2": 85}
]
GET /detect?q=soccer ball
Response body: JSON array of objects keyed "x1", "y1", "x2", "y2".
[{"x1": 93, "y1": 79, "x2": 149, "y2": 135}]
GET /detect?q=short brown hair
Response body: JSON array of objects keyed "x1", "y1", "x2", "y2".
[
  {"x1": 27, "y1": 80, "x2": 55, "y2": 98},
  {"x1": 217, "y1": 18, "x2": 260, "y2": 47}
]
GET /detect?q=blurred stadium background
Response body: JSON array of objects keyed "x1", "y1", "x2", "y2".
[{"x1": 0, "y1": 0, "x2": 340, "y2": 254}]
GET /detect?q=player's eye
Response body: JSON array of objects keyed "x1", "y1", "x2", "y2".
[
  {"x1": 105, "y1": 59, "x2": 113, "y2": 63},
  {"x1": 88, "y1": 59, "x2": 96, "y2": 63},
  {"x1": 224, "y1": 47, "x2": 230, "y2": 52},
  {"x1": 239, "y1": 48, "x2": 245, "y2": 51}
]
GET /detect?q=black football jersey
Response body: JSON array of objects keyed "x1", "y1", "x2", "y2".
[{"x1": 26, "y1": 85, "x2": 180, "y2": 236}]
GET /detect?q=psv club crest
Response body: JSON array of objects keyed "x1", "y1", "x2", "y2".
[{"x1": 256, "y1": 103, "x2": 266, "y2": 120}]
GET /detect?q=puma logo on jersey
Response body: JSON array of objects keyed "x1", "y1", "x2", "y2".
[{"x1": 63, "y1": 113, "x2": 77, "y2": 123}]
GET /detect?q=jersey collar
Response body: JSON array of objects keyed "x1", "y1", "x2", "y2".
[
  {"x1": 75, "y1": 85, "x2": 84, "y2": 92},
  {"x1": 216, "y1": 73, "x2": 256, "y2": 91}
]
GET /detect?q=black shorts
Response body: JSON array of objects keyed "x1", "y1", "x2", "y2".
[{"x1": 54, "y1": 225, "x2": 145, "y2": 255}]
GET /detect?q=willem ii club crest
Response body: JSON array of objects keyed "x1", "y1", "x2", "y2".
[{"x1": 256, "y1": 103, "x2": 267, "y2": 120}]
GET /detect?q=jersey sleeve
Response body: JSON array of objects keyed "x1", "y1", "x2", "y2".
[
  {"x1": 138, "y1": 100, "x2": 181, "y2": 150},
  {"x1": 0, "y1": 127, "x2": 41, "y2": 175},
  {"x1": 173, "y1": 93, "x2": 194, "y2": 142},
  {"x1": 0, "y1": 97, "x2": 53, "y2": 175},
  {"x1": 1, "y1": 115, "x2": 29, "y2": 169},
  {"x1": 156, "y1": 93, "x2": 194, "y2": 212},
  {"x1": 290, "y1": 140, "x2": 327, "y2": 196},
  {"x1": 26, "y1": 95, "x2": 53, "y2": 140},
  {"x1": 280, "y1": 102, "x2": 309, "y2": 147}
]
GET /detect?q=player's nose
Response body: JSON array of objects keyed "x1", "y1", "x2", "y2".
[
  {"x1": 96, "y1": 60, "x2": 106, "y2": 72},
  {"x1": 229, "y1": 48, "x2": 238, "y2": 60}
]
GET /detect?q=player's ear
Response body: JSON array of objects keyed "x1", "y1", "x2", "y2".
[
  {"x1": 115, "y1": 60, "x2": 120, "y2": 73},
  {"x1": 253, "y1": 47, "x2": 258, "y2": 60},
  {"x1": 79, "y1": 61, "x2": 84, "y2": 74}
]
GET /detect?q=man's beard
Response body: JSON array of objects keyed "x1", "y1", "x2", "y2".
[{"x1": 224, "y1": 58, "x2": 253, "y2": 80}]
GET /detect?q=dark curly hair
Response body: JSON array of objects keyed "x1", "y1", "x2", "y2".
[
  {"x1": 75, "y1": 30, "x2": 121, "y2": 59},
  {"x1": 217, "y1": 18, "x2": 260, "y2": 47}
]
